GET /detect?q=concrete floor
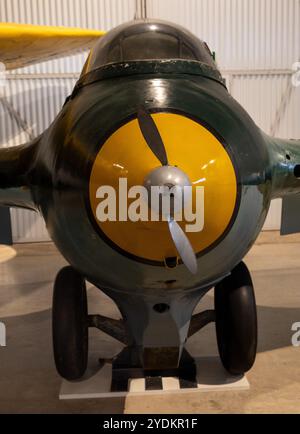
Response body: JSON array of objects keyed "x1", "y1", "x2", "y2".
[{"x1": 0, "y1": 231, "x2": 300, "y2": 413}]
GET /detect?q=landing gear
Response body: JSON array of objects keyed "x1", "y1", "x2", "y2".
[
  {"x1": 52, "y1": 261, "x2": 257, "y2": 385},
  {"x1": 215, "y1": 261, "x2": 257, "y2": 375},
  {"x1": 52, "y1": 266, "x2": 128, "y2": 381},
  {"x1": 52, "y1": 266, "x2": 88, "y2": 381}
]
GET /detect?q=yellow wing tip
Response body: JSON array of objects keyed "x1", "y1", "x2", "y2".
[
  {"x1": 0, "y1": 22, "x2": 106, "y2": 69},
  {"x1": 0, "y1": 22, "x2": 105, "y2": 38}
]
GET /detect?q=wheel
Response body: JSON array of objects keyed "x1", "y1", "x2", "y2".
[
  {"x1": 214, "y1": 261, "x2": 257, "y2": 375},
  {"x1": 52, "y1": 266, "x2": 88, "y2": 380}
]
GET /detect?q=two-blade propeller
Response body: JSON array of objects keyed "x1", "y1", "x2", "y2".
[
  {"x1": 137, "y1": 107, "x2": 169, "y2": 166},
  {"x1": 137, "y1": 107, "x2": 198, "y2": 275}
]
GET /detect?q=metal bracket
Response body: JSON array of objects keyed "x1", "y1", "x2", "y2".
[
  {"x1": 88, "y1": 314, "x2": 128, "y2": 345},
  {"x1": 188, "y1": 310, "x2": 216, "y2": 338},
  {"x1": 135, "y1": 0, "x2": 147, "y2": 20},
  {"x1": 0, "y1": 93, "x2": 35, "y2": 141},
  {"x1": 110, "y1": 347, "x2": 197, "y2": 392}
]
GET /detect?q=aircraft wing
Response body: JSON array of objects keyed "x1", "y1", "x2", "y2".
[
  {"x1": 0, "y1": 23, "x2": 105, "y2": 70},
  {"x1": 281, "y1": 194, "x2": 300, "y2": 235},
  {"x1": 266, "y1": 134, "x2": 300, "y2": 235}
]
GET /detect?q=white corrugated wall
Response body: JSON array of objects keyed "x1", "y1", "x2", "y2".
[
  {"x1": 0, "y1": 77, "x2": 77, "y2": 241},
  {"x1": 0, "y1": 0, "x2": 136, "y2": 242},
  {"x1": 147, "y1": 0, "x2": 300, "y2": 70},
  {"x1": 232, "y1": 72, "x2": 300, "y2": 230},
  {"x1": 0, "y1": 0, "x2": 136, "y2": 73},
  {"x1": 0, "y1": 0, "x2": 299, "y2": 241},
  {"x1": 147, "y1": 0, "x2": 300, "y2": 231}
]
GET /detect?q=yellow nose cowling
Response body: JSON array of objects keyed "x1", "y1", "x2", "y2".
[{"x1": 89, "y1": 112, "x2": 238, "y2": 264}]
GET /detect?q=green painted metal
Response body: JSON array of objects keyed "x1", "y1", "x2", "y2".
[{"x1": 266, "y1": 134, "x2": 300, "y2": 198}]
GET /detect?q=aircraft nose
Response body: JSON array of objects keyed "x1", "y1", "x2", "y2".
[{"x1": 88, "y1": 111, "x2": 238, "y2": 266}]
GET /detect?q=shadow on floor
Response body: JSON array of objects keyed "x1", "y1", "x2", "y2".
[
  {"x1": 0, "y1": 308, "x2": 125, "y2": 414},
  {"x1": 0, "y1": 297, "x2": 298, "y2": 413}
]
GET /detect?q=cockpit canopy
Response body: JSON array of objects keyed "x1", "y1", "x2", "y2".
[{"x1": 83, "y1": 19, "x2": 217, "y2": 74}]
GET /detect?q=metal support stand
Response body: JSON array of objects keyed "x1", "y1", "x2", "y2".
[
  {"x1": 0, "y1": 207, "x2": 12, "y2": 245},
  {"x1": 87, "y1": 309, "x2": 216, "y2": 393},
  {"x1": 110, "y1": 347, "x2": 197, "y2": 393}
]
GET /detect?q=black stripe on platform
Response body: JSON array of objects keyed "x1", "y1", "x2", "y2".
[
  {"x1": 145, "y1": 376, "x2": 163, "y2": 391},
  {"x1": 179, "y1": 378, "x2": 198, "y2": 389}
]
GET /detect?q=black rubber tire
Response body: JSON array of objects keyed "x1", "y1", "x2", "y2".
[
  {"x1": 52, "y1": 266, "x2": 88, "y2": 380},
  {"x1": 215, "y1": 261, "x2": 257, "y2": 375}
]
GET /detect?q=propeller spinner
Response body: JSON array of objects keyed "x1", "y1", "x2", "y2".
[{"x1": 137, "y1": 107, "x2": 198, "y2": 274}]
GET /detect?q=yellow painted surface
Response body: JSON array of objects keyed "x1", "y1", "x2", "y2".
[
  {"x1": 89, "y1": 113, "x2": 238, "y2": 262},
  {"x1": 0, "y1": 22, "x2": 104, "y2": 69}
]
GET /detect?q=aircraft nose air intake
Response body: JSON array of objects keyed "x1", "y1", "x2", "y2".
[{"x1": 89, "y1": 110, "x2": 238, "y2": 269}]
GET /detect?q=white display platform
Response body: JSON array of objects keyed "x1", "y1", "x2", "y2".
[{"x1": 60, "y1": 356, "x2": 249, "y2": 400}]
